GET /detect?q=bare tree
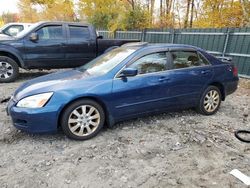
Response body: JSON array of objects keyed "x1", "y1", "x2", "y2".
[
  {"x1": 176, "y1": 0, "x2": 182, "y2": 28},
  {"x1": 160, "y1": 0, "x2": 163, "y2": 26},
  {"x1": 150, "y1": 0, "x2": 155, "y2": 25},
  {"x1": 189, "y1": 0, "x2": 195, "y2": 28},
  {"x1": 171, "y1": 0, "x2": 175, "y2": 27},
  {"x1": 184, "y1": 0, "x2": 191, "y2": 28},
  {"x1": 165, "y1": 0, "x2": 172, "y2": 14},
  {"x1": 126, "y1": 0, "x2": 135, "y2": 10},
  {"x1": 195, "y1": 0, "x2": 200, "y2": 20}
]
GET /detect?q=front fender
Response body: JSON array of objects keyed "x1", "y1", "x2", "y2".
[
  {"x1": 0, "y1": 44, "x2": 24, "y2": 67},
  {"x1": 55, "y1": 93, "x2": 115, "y2": 128}
]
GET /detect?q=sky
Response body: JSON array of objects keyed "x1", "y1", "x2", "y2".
[
  {"x1": 0, "y1": 0, "x2": 19, "y2": 14},
  {"x1": 0, "y1": 0, "x2": 82, "y2": 14},
  {"x1": 0, "y1": 0, "x2": 161, "y2": 15}
]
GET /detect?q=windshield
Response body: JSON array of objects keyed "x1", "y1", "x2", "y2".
[
  {"x1": 78, "y1": 47, "x2": 136, "y2": 76},
  {"x1": 15, "y1": 22, "x2": 40, "y2": 38}
]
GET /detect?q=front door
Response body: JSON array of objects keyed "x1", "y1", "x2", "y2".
[
  {"x1": 111, "y1": 51, "x2": 174, "y2": 119},
  {"x1": 24, "y1": 24, "x2": 67, "y2": 68}
]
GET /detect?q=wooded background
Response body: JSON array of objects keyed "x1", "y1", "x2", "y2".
[{"x1": 0, "y1": 0, "x2": 250, "y2": 30}]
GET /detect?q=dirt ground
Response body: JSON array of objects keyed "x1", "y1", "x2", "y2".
[{"x1": 0, "y1": 70, "x2": 250, "y2": 188}]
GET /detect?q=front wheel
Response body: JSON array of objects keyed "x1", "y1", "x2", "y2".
[
  {"x1": 60, "y1": 99, "x2": 105, "y2": 140},
  {"x1": 197, "y1": 86, "x2": 222, "y2": 115},
  {"x1": 0, "y1": 56, "x2": 19, "y2": 83}
]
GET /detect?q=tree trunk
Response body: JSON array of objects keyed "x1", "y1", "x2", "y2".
[
  {"x1": 160, "y1": 0, "x2": 163, "y2": 26},
  {"x1": 171, "y1": 0, "x2": 175, "y2": 27},
  {"x1": 176, "y1": 0, "x2": 181, "y2": 28},
  {"x1": 150, "y1": 0, "x2": 155, "y2": 25},
  {"x1": 127, "y1": 0, "x2": 135, "y2": 10},
  {"x1": 184, "y1": 0, "x2": 191, "y2": 28},
  {"x1": 189, "y1": 0, "x2": 195, "y2": 28}
]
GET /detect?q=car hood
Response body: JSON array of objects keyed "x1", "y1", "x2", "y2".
[
  {"x1": 0, "y1": 34, "x2": 15, "y2": 41},
  {"x1": 14, "y1": 69, "x2": 101, "y2": 100}
]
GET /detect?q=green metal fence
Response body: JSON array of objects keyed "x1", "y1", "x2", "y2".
[{"x1": 97, "y1": 28, "x2": 250, "y2": 78}]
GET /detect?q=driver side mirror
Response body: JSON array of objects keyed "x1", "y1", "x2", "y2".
[
  {"x1": 119, "y1": 68, "x2": 138, "y2": 78},
  {"x1": 29, "y1": 32, "x2": 39, "y2": 42}
]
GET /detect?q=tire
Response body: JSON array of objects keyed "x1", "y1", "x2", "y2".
[
  {"x1": 197, "y1": 85, "x2": 222, "y2": 115},
  {"x1": 0, "y1": 56, "x2": 19, "y2": 83},
  {"x1": 60, "y1": 99, "x2": 105, "y2": 140}
]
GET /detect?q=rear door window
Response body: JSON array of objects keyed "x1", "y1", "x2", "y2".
[
  {"x1": 69, "y1": 26, "x2": 90, "y2": 40},
  {"x1": 171, "y1": 51, "x2": 209, "y2": 69}
]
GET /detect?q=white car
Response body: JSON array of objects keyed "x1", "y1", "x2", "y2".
[{"x1": 0, "y1": 23, "x2": 32, "y2": 36}]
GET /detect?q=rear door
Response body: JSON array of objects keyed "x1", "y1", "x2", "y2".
[
  {"x1": 165, "y1": 49, "x2": 214, "y2": 107},
  {"x1": 24, "y1": 24, "x2": 67, "y2": 68},
  {"x1": 65, "y1": 25, "x2": 96, "y2": 67}
]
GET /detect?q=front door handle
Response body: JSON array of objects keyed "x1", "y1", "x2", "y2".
[
  {"x1": 158, "y1": 77, "x2": 170, "y2": 82},
  {"x1": 201, "y1": 70, "x2": 211, "y2": 74}
]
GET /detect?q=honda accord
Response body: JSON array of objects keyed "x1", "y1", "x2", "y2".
[{"x1": 6, "y1": 43, "x2": 239, "y2": 140}]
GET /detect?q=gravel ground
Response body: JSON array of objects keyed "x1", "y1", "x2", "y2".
[{"x1": 0, "y1": 70, "x2": 250, "y2": 188}]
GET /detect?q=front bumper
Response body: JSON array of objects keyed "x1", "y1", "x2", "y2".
[{"x1": 7, "y1": 98, "x2": 59, "y2": 133}]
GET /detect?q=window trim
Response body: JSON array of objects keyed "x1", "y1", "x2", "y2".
[
  {"x1": 4, "y1": 25, "x2": 24, "y2": 31},
  {"x1": 35, "y1": 25, "x2": 64, "y2": 40},
  {"x1": 3, "y1": 25, "x2": 24, "y2": 35},
  {"x1": 68, "y1": 25, "x2": 90, "y2": 40},
  {"x1": 197, "y1": 51, "x2": 211, "y2": 65},
  {"x1": 115, "y1": 50, "x2": 171, "y2": 78},
  {"x1": 114, "y1": 50, "x2": 212, "y2": 79},
  {"x1": 127, "y1": 51, "x2": 170, "y2": 75},
  {"x1": 170, "y1": 50, "x2": 211, "y2": 70}
]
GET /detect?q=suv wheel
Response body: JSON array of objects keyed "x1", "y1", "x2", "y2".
[{"x1": 0, "y1": 56, "x2": 19, "y2": 83}]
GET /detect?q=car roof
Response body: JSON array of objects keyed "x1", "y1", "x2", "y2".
[
  {"x1": 122, "y1": 42, "x2": 203, "y2": 52},
  {"x1": 4, "y1": 23, "x2": 32, "y2": 26},
  {"x1": 36, "y1": 21, "x2": 91, "y2": 27}
]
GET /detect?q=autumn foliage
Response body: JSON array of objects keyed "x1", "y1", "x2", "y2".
[{"x1": 0, "y1": 0, "x2": 250, "y2": 30}]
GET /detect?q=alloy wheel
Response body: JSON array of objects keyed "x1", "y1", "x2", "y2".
[
  {"x1": 0, "y1": 61, "x2": 14, "y2": 79},
  {"x1": 68, "y1": 105, "x2": 101, "y2": 136},
  {"x1": 203, "y1": 90, "x2": 220, "y2": 113}
]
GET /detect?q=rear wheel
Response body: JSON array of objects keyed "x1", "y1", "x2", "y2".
[
  {"x1": 60, "y1": 99, "x2": 105, "y2": 140},
  {"x1": 0, "y1": 56, "x2": 19, "y2": 83},
  {"x1": 197, "y1": 86, "x2": 222, "y2": 115}
]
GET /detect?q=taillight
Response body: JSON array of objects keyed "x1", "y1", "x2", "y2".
[{"x1": 233, "y1": 66, "x2": 238, "y2": 77}]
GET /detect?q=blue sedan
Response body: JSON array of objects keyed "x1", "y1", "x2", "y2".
[{"x1": 7, "y1": 43, "x2": 239, "y2": 140}]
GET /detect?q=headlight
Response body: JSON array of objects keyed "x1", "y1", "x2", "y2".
[{"x1": 16, "y1": 92, "x2": 53, "y2": 108}]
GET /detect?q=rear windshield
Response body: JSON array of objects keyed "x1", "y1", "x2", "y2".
[{"x1": 77, "y1": 47, "x2": 136, "y2": 76}]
